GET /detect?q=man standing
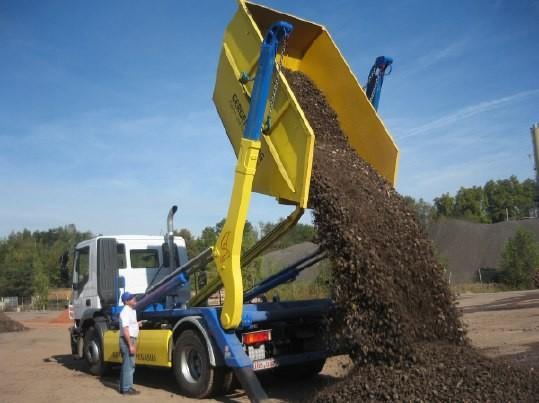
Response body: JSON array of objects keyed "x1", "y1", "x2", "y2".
[{"x1": 119, "y1": 292, "x2": 140, "y2": 395}]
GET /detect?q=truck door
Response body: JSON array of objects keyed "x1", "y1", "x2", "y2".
[{"x1": 72, "y1": 246, "x2": 91, "y2": 319}]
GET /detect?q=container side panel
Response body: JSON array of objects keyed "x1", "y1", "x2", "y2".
[{"x1": 213, "y1": 4, "x2": 316, "y2": 208}]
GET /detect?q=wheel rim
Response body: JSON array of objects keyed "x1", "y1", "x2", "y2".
[
  {"x1": 86, "y1": 339, "x2": 100, "y2": 364},
  {"x1": 181, "y1": 347, "x2": 202, "y2": 384}
]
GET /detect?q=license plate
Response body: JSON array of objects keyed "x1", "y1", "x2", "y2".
[{"x1": 252, "y1": 357, "x2": 277, "y2": 371}]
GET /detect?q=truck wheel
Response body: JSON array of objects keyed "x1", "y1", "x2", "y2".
[
  {"x1": 216, "y1": 370, "x2": 235, "y2": 395},
  {"x1": 173, "y1": 329, "x2": 226, "y2": 398},
  {"x1": 274, "y1": 358, "x2": 326, "y2": 380},
  {"x1": 83, "y1": 326, "x2": 110, "y2": 376}
]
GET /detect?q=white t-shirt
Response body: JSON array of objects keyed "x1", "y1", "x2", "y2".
[{"x1": 119, "y1": 304, "x2": 139, "y2": 339}]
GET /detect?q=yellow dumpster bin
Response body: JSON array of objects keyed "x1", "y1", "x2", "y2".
[{"x1": 213, "y1": 1, "x2": 399, "y2": 210}]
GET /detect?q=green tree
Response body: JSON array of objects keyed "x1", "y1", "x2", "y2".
[
  {"x1": 259, "y1": 221, "x2": 315, "y2": 251},
  {"x1": 484, "y1": 176, "x2": 536, "y2": 223},
  {"x1": 453, "y1": 186, "x2": 489, "y2": 222},
  {"x1": 33, "y1": 256, "x2": 49, "y2": 309},
  {"x1": 403, "y1": 196, "x2": 435, "y2": 227},
  {"x1": 433, "y1": 176, "x2": 536, "y2": 223},
  {"x1": 197, "y1": 226, "x2": 219, "y2": 253},
  {"x1": 500, "y1": 228, "x2": 539, "y2": 289},
  {"x1": 175, "y1": 228, "x2": 198, "y2": 258},
  {"x1": 434, "y1": 193, "x2": 455, "y2": 219},
  {"x1": 0, "y1": 224, "x2": 93, "y2": 296}
]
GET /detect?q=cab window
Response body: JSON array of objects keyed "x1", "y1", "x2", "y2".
[
  {"x1": 75, "y1": 247, "x2": 90, "y2": 292},
  {"x1": 130, "y1": 249, "x2": 159, "y2": 268}
]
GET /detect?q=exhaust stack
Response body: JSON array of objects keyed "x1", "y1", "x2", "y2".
[{"x1": 166, "y1": 205, "x2": 178, "y2": 269}]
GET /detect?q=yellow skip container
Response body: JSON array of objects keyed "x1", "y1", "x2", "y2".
[{"x1": 213, "y1": 1, "x2": 399, "y2": 209}]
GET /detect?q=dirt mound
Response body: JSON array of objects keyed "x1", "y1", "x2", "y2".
[
  {"x1": 284, "y1": 69, "x2": 539, "y2": 400},
  {"x1": 0, "y1": 312, "x2": 26, "y2": 333}
]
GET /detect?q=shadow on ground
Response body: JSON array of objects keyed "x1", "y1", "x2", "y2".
[
  {"x1": 485, "y1": 340, "x2": 539, "y2": 370},
  {"x1": 461, "y1": 294, "x2": 539, "y2": 314},
  {"x1": 48, "y1": 354, "x2": 344, "y2": 402}
]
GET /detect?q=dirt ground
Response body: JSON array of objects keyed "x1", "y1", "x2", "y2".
[
  {"x1": 458, "y1": 289, "x2": 539, "y2": 369},
  {"x1": 1, "y1": 290, "x2": 538, "y2": 403},
  {"x1": 0, "y1": 311, "x2": 352, "y2": 403}
]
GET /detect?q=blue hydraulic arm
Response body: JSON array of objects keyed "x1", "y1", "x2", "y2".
[
  {"x1": 135, "y1": 248, "x2": 213, "y2": 312},
  {"x1": 242, "y1": 21, "x2": 293, "y2": 140},
  {"x1": 365, "y1": 56, "x2": 393, "y2": 111},
  {"x1": 244, "y1": 248, "x2": 327, "y2": 302}
]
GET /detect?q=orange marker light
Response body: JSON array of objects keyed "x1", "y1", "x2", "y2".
[{"x1": 242, "y1": 330, "x2": 272, "y2": 346}]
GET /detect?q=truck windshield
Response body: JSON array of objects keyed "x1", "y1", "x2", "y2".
[{"x1": 130, "y1": 249, "x2": 159, "y2": 269}]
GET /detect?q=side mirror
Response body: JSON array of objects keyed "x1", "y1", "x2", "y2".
[{"x1": 118, "y1": 276, "x2": 126, "y2": 289}]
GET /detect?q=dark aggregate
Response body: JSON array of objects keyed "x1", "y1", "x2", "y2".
[{"x1": 284, "y1": 69, "x2": 539, "y2": 402}]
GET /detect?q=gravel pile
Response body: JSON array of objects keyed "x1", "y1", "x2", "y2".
[
  {"x1": 311, "y1": 342, "x2": 539, "y2": 402},
  {"x1": 0, "y1": 312, "x2": 26, "y2": 333},
  {"x1": 284, "y1": 69, "x2": 539, "y2": 401}
]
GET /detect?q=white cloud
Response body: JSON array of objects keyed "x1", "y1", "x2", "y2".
[
  {"x1": 398, "y1": 41, "x2": 466, "y2": 79},
  {"x1": 399, "y1": 88, "x2": 539, "y2": 140}
]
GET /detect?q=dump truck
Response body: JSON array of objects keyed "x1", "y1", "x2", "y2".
[{"x1": 66, "y1": 1, "x2": 398, "y2": 401}]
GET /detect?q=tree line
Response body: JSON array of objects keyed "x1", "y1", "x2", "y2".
[
  {"x1": 405, "y1": 175, "x2": 536, "y2": 227},
  {"x1": 0, "y1": 225, "x2": 92, "y2": 299}
]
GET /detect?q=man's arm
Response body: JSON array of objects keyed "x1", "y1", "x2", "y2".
[{"x1": 123, "y1": 326, "x2": 136, "y2": 355}]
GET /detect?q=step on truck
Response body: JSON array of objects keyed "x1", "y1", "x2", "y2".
[{"x1": 66, "y1": 1, "x2": 399, "y2": 401}]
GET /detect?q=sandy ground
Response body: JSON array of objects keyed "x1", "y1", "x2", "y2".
[
  {"x1": 1, "y1": 290, "x2": 539, "y2": 403},
  {"x1": 458, "y1": 289, "x2": 539, "y2": 369}
]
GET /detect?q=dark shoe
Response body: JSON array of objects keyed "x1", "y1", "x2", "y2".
[{"x1": 120, "y1": 388, "x2": 140, "y2": 395}]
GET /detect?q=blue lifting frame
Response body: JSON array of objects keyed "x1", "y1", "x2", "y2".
[{"x1": 365, "y1": 55, "x2": 393, "y2": 110}]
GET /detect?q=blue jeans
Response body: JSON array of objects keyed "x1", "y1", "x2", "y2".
[{"x1": 119, "y1": 336, "x2": 136, "y2": 392}]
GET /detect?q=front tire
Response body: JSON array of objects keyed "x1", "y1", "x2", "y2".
[
  {"x1": 83, "y1": 326, "x2": 110, "y2": 376},
  {"x1": 172, "y1": 329, "x2": 228, "y2": 398}
]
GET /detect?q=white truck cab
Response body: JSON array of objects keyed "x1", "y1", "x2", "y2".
[{"x1": 70, "y1": 235, "x2": 189, "y2": 321}]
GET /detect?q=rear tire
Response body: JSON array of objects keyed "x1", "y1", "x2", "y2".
[
  {"x1": 172, "y1": 329, "x2": 227, "y2": 398},
  {"x1": 83, "y1": 326, "x2": 111, "y2": 376},
  {"x1": 216, "y1": 369, "x2": 235, "y2": 395},
  {"x1": 274, "y1": 358, "x2": 326, "y2": 380}
]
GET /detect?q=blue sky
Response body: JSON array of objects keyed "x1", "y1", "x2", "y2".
[{"x1": 1, "y1": 0, "x2": 538, "y2": 238}]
